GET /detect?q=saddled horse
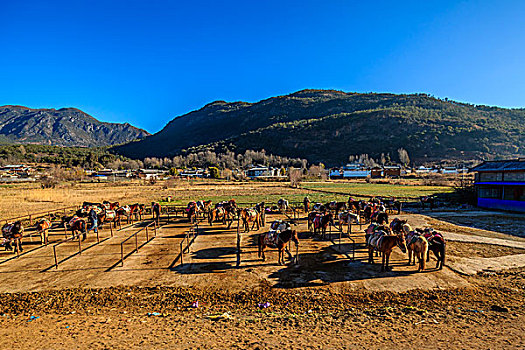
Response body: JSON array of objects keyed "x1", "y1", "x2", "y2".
[
  {"x1": 419, "y1": 228, "x2": 446, "y2": 269},
  {"x1": 371, "y1": 210, "x2": 389, "y2": 225},
  {"x1": 2, "y1": 221, "x2": 24, "y2": 253},
  {"x1": 129, "y1": 203, "x2": 145, "y2": 221},
  {"x1": 63, "y1": 216, "x2": 88, "y2": 240},
  {"x1": 240, "y1": 207, "x2": 261, "y2": 232},
  {"x1": 366, "y1": 229, "x2": 406, "y2": 272},
  {"x1": 277, "y1": 198, "x2": 289, "y2": 212},
  {"x1": 115, "y1": 205, "x2": 132, "y2": 225},
  {"x1": 258, "y1": 229, "x2": 299, "y2": 265},
  {"x1": 389, "y1": 218, "x2": 407, "y2": 234},
  {"x1": 403, "y1": 224, "x2": 428, "y2": 271},
  {"x1": 312, "y1": 212, "x2": 334, "y2": 240},
  {"x1": 384, "y1": 198, "x2": 402, "y2": 214},
  {"x1": 186, "y1": 201, "x2": 198, "y2": 224},
  {"x1": 324, "y1": 201, "x2": 347, "y2": 216},
  {"x1": 102, "y1": 201, "x2": 120, "y2": 210},
  {"x1": 36, "y1": 218, "x2": 51, "y2": 245},
  {"x1": 337, "y1": 210, "x2": 360, "y2": 233},
  {"x1": 208, "y1": 206, "x2": 227, "y2": 226}
]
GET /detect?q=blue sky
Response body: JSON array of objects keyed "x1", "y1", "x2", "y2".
[{"x1": 1, "y1": 1, "x2": 524, "y2": 133}]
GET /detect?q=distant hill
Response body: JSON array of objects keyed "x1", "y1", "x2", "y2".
[
  {"x1": 0, "y1": 106, "x2": 149, "y2": 147},
  {"x1": 114, "y1": 90, "x2": 525, "y2": 165}
]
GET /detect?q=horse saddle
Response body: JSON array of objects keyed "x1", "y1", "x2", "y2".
[
  {"x1": 368, "y1": 231, "x2": 385, "y2": 249},
  {"x1": 264, "y1": 230, "x2": 279, "y2": 247},
  {"x1": 68, "y1": 216, "x2": 83, "y2": 227},
  {"x1": 106, "y1": 210, "x2": 116, "y2": 219},
  {"x1": 247, "y1": 208, "x2": 258, "y2": 217},
  {"x1": 2, "y1": 224, "x2": 14, "y2": 238},
  {"x1": 312, "y1": 215, "x2": 322, "y2": 229}
]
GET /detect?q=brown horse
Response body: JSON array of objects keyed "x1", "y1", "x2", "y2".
[
  {"x1": 324, "y1": 201, "x2": 347, "y2": 215},
  {"x1": 337, "y1": 211, "x2": 360, "y2": 233},
  {"x1": 310, "y1": 212, "x2": 333, "y2": 240},
  {"x1": 2, "y1": 221, "x2": 24, "y2": 253},
  {"x1": 366, "y1": 230, "x2": 407, "y2": 272},
  {"x1": 422, "y1": 229, "x2": 446, "y2": 269},
  {"x1": 36, "y1": 218, "x2": 51, "y2": 245},
  {"x1": 208, "y1": 206, "x2": 227, "y2": 226},
  {"x1": 240, "y1": 208, "x2": 260, "y2": 232},
  {"x1": 151, "y1": 202, "x2": 161, "y2": 225},
  {"x1": 64, "y1": 216, "x2": 88, "y2": 240},
  {"x1": 186, "y1": 202, "x2": 197, "y2": 224},
  {"x1": 390, "y1": 218, "x2": 407, "y2": 234},
  {"x1": 404, "y1": 225, "x2": 428, "y2": 271},
  {"x1": 258, "y1": 229, "x2": 299, "y2": 265},
  {"x1": 129, "y1": 203, "x2": 145, "y2": 221}
]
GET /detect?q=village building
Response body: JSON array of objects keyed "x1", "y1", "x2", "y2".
[
  {"x1": 245, "y1": 165, "x2": 283, "y2": 179},
  {"x1": 470, "y1": 158, "x2": 525, "y2": 213}
]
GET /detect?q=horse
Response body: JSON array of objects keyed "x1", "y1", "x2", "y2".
[
  {"x1": 115, "y1": 205, "x2": 132, "y2": 225},
  {"x1": 337, "y1": 211, "x2": 360, "y2": 233},
  {"x1": 277, "y1": 198, "x2": 289, "y2": 212},
  {"x1": 403, "y1": 224, "x2": 428, "y2": 271},
  {"x1": 366, "y1": 229, "x2": 406, "y2": 272},
  {"x1": 129, "y1": 203, "x2": 145, "y2": 221},
  {"x1": 240, "y1": 207, "x2": 260, "y2": 232},
  {"x1": 390, "y1": 218, "x2": 407, "y2": 234},
  {"x1": 151, "y1": 202, "x2": 161, "y2": 225},
  {"x1": 186, "y1": 202, "x2": 197, "y2": 224},
  {"x1": 324, "y1": 201, "x2": 347, "y2": 215},
  {"x1": 102, "y1": 201, "x2": 120, "y2": 210},
  {"x1": 312, "y1": 203, "x2": 326, "y2": 213},
  {"x1": 208, "y1": 206, "x2": 227, "y2": 226},
  {"x1": 303, "y1": 197, "x2": 310, "y2": 213},
  {"x1": 384, "y1": 198, "x2": 402, "y2": 214},
  {"x1": 2, "y1": 221, "x2": 24, "y2": 253},
  {"x1": 420, "y1": 196, "x2": 436, "y2": 210},
  {"x1": 36, "y1": 218, "x2": 51, "y2": 245},
  {"x1": 255, "y1": 202, "x2": 266, "y2": 227},
  {"x1": 421, "y1": 229, "x2": 446, "y2": 269},
  {"x1": 66, "y1": 216, "x2": 87, "y2": 240},
  {"x1": 312, "y1": 212, "x2": 333, "y2": 240},
  {"x1": 258, "y1": 229, "x2": 299, "y2": 265},
  {"x1": 371, "y1": 211, "x2": 389, "y2": 225}
]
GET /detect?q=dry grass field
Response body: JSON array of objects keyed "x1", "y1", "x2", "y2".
[{"x1": 0, "y1": 179, "x2": 523, "y2": 349}]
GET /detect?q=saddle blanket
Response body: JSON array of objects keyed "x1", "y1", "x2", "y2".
[
  {"x1": 367, "y1": 231, "x2": 385, "y2": 250},
  {"x1": 2, "y1": 224, "x2": 13, "y2": 235}
]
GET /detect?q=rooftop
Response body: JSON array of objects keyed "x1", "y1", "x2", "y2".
[{"x1": 470, "y1": 158, "x2": 525, "y2": 172}]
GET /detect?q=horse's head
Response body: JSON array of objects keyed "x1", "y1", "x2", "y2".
[
  {"x1": 397, "y1": 233, "x2": 407, "y2": 253},
  {"x1": 14, "y1": 221, "x2": 24, "y2": 234}
]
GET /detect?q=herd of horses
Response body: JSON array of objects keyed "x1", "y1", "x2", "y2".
[
  {"x1": 182, "y1": 195, "x2": 445, "y2": 271},
  {"x1": 0, "y1": 201, "x2": 148, "y2": 254},
  {"x1": 0, "y1": 195, "x2": 446, "y2": 274}
]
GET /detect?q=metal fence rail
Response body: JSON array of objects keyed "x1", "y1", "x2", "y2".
[{"x1": 118, "y1": 220, "x2": 158, "y2": 267}]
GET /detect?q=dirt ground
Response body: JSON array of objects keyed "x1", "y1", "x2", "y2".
[{"x1": 0, "y1": 183, "x2": 524, "y2": 348}]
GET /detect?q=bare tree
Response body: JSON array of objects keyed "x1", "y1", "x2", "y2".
[{"x1": 398, "y1": 148, "x2": 410, "y2": 166}]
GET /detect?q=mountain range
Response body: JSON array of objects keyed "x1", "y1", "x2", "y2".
[
  {"x1": 0, "y1": 105, "x2": 149, "y2": 147},
  {"x1": 113, "y1": 90, "x2": 525, "y2": 165}
]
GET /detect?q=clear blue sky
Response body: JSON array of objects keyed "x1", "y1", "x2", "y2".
[{"x1": 1, "y1": 1, "x2": 524, "y2": 133}]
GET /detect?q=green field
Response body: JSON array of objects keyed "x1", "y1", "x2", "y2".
[
  {"x1": 301, "y1": 182, "x2": 454, "y2": 200},
  {"x1": 157, "y1": 180, "x2": 454, "y2": 207}
]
